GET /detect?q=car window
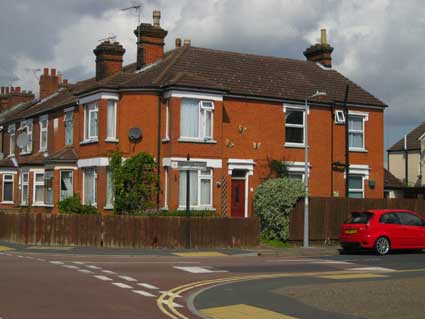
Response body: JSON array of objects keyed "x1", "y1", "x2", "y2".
[
  {"x1": 379, "y1": 213, "x2": 401, "y2": 225},
  {"x1": 396, "y1": 212, "x2": 422, "y2": 226},
  {"x1": 346, "y1": 212, "x2": 374, "y2": 224}
]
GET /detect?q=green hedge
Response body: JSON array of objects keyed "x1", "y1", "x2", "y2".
[{"x1": 58, "y1": 195, "x2": 99, "y2": 215}]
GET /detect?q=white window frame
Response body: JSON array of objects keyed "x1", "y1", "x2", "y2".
[
  {"x1": 84, "y1": 102, "x2": 98, "y2": 141},
  {"x1": 33, "y1": 172, "x2": 45, "y2": 205},
  {"x1": 348, "y1": 112, "x2": 368, "y2": 151},
  {"x1": 105, "y1": 167, "x2": 114, "y2": 209},
  {"x1": 44, "y1": 171, "x2": 54, "y2": 206},
  {"x1": 284, "y1": 105, "x2": 306, "y2": 147},
  {"x1": 60, "y1": 170, "x2": 74, "y2": 201},
  {"x1": 21, "y1": 172, "x2": 29, "y2": 205},
  {"x1": 164, "y1": 99, "x2": 170, "y2": 141},
  {"x1": 20, "y1": 120, "x2": 33, "y2": 154},
  {"x1": 64, "y1": 110, "x2": 73, "y2": 145},
  {"x1": 335, "y1": 110, "x2": 346, "y2": 124},
  {"x1": 179, "y1": 99, "x2": 215, "y2": 142},
  {"x1": 106, "y1": 100, "x2": 118, "y2": 141},
  {"x1": 2, "y1": 174, "x2": 14, "y2": 203},
  {"x1": 8, "y1": 124, "x2": 16, "y2": 156},
  {"x1": 83, "y1": 167, "x2": 97, "y2": 206},
  {"x1": 39, "y1": 115, "x2": 48, "y2": 151},
  {"x1": 348, "y1": 174, "x2": 364, "y2": 198},
  {"x1": 178, "y1": 168, "x2": 213, "y2": 209}
]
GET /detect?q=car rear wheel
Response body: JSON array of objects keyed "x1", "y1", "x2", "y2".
[{"x1": 374, "y1": 236, "x2": 390, "y2": 255}]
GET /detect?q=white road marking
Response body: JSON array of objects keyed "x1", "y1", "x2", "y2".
[
  {"x1": 78, "y1": 269, "x2": 94, "y2": 274},
  {"x1": 102, "y1": 270, "x2": 116, "y2": 275},
  {"x1": 160, "y1": 300, "x2": 183, "y2": 308},
  {"x1": 94, "y1": 275, "x2": 113, "y2": 281},
  {"x1": 36, "y1": 258, "x2": 45, "y2": 262},
  {"x1": 138, "y1": 283, "x2": 159, "y2": 290},
  {"x1": 347, "y1": 267, "x2": 396, "y2": 272},
  {"x1": 118, "y1": 275, "x2": 138, "y2": 282},
  {"x1": 312, "y1": 261, "x2": 352, "y2": 265},
  {"x1": 49, "y1": 261, "x2": 64, "y2": 265},
  {"x1": 17, "y1": 255, "x2": 24, "y2": 258},
  {"x1": 266, "y1": 259, "x2": 314, "y2": 263},
  {"x1": 160, "y1": 291, "x2": 182, "y2": 298},
  {"x1": 63, "y1": 265, "x2": 80, "y2": 269},
  {"x1": 174, "y1": 266, "x2": 228, "y2": 274},
  {"x1": 72, "y1": 262, "x2": 85, "y2": 265},
  {"x1": 87, "y1": 265, "x2": 101, "y2": 270},
  {"x1": 112, "y1": 282, "x2": 133, "y2": 289},
  {"x1": 132, "y1": 290, "x2": 156, "y2": 297}
]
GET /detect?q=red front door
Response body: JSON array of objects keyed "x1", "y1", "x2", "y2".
[{"x1": 231, "y1": 179, "x2": 245, "y2": 217}]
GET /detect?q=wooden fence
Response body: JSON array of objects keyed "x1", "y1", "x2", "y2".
[
  {"x1": 289, "y1": 197, "x2": 425, "y2": 242},
  {"x1": 0, "y1": 212, "x2": 260, "y2": 248}
]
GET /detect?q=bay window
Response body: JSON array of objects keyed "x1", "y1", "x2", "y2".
[
  {"x1": 179, "y1": 169, "x2": 213, "y2": 208},
  {"x1": 64, "y1": 111, "x2": 73, "y2": 145},
  {"x1": 33, "y1": 172, "x2": 45, "y2": 205},
  {"x1": 106, "y1": 100, "x2": 117, "y2": 140},
  {"x1": 60, "y1": 170, "x2": 73, "y2": 200},
  {"x1": 21, "y1": 172, "x2": 29, "y2": 205},
  {"x1": 105, "y1": 168, "x2": 113, "y2": 208},
  {"x1": 45, "y1": 171, "x2": 54, "y2": 205},
  {"x1": 39, "y1": 116, "x2": 48, "y2": 151},
  {"x1": 2, "y1": 174, "x2": 14, "y2": 203},
  {"x1": 285, "y1": 107, "x2": 305, "y2": 146},
  {"x1": 83, "y1": 168, "x2": 97, "y2": 205},
  {"x1": 84, "y1": 103, "x2": 98, "y2": 141},
  {"x1": 180, "y1": 99, "x2": 214, "y2": 141}
]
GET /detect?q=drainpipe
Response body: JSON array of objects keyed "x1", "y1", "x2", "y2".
[
  {"x1": 404, "y1": 135, "x2": 408, "y2": 186},
  {"x1": 157, "y1": 93, "x2": 162, "y2": 210},
  {"x1": 343, "y1": 85, "x2": 350, "y2": 197}
]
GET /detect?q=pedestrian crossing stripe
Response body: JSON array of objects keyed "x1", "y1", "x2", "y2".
[
  {"x1": 173, "y1": 252, "x2": 227, "y2": 257},
  {"x1": 0, "y1": 245, "x2": 14, "y2": 251},
  {"x1": 201, "y1": 304, "x2": 298, "y2": 319},
  {"x1": 318, "y1": 273, "x2": 387, "y2": 280}
]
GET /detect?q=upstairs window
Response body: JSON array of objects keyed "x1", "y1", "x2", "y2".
[
  {"x1": 180, "y1": 99, "x2": 214, "y2": 140},
  {"x1": 20, "y1": 120, "x2": 33, "y2": 154},
  {"x1": 39, "y1": 116, "x2": 48, "y2": 151},
  {"x1": 84, "y1": 103, "x2": 98, "y2": 141},
  {"x1": 8, "y1": 124, "x2": 15, "y2": 156},
  {"x1": 64, "y1": 111, "x2": 73, "y2": 145},
  {"x1": 348, "y1": 115, "x2": 365, "y2": 150},
  {"x1": 285, "y1": 108, "x2": 305, "y2": 146},
  {"x1": 106, "y1": 100, "x2": 117, "y2": 140}
]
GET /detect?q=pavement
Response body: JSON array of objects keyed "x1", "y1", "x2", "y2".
[{"x1": 0, "y1": 241, "x2": 424, "y2": 319}]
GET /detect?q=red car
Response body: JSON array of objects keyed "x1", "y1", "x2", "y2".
[{"x1": 340, "y1": 209, "x2": 425, "y2": 255}]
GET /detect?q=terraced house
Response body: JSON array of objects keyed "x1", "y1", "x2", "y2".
[{"x1": 0, "y1": 11, "x2": 386, "y2": 216}]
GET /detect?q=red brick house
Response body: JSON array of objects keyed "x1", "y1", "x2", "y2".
[{"x1": 0, "y1": 11, "x2": 386, "y2": 216}]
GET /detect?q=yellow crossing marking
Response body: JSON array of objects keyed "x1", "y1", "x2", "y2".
[
  {"x1": 201, "y1": 304, "x2": 298, "y2": 319},
  {"x1": 173, "y1": 252, "x2": 227, "y2": 257},
  {"x1": 0, "y1": 245, "x2": 14, "y2": 251},
  {"x1": 318, "y1": 273, "x2": 387, "y2": 280}
]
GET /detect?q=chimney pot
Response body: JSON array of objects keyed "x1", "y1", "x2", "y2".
[
  {"x1": 43, "y1": 68, "x2": 49, "y2": 76},
  {"x1": 5, "y1": 87, "x2": 9, "y2": 94},
  {"x1": 175, "y1": 38, "x2": 182, "y2": 48},
  {"x1": 183, "y1": 39, "x2": 191, "y2": 46},
  {"x1": 63, "y1": 79, "x2": 69, "y2": 86},
  {"x1": 10, "y1": 87, "x2": 14, "y2": 93},
  {"x1": 1, "y1": 87, "x2": 4, "y2": 94},
  {"x1": 51, "y1": 68, "x2": 56, "y2": 76},
  {"x1": 153, "y1": 10, "x2": 161, "y2": 27},
  {"x1": 321, "y1": 29, "x2": 327, "y2": 45},
  {"x1": 15, "y1": 86, "x2": 21, "y2": 93}
]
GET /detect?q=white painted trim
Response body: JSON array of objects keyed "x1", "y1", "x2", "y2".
[
  {"x1": 348, "y1": 110, "x2": 369, "y2": 121},
  {"x1": 162, "y1": 157, "x2": 222, "y2": 168},
  {"x1": 0, "y1": 170, "x2": 17, "y2": 175},
  {"x1": 283, "y1": 103, "x2": 309, "y2": 114},
  {"x1": 79, "y1": 92, "x2": 119, "y2": 105},
  {"x1": 344, "y1": 164, "x2": 370, "y2": 180},
  {"x1": 163, "y1": 167, "x2": 168, "y2": 210},
  {"x1": 53, "y1": 166, "x2": 78, "y2": 170},
  {"x1": 285, "y1": 161, "x2": 311, "y2": 178},
  {"x1": 227, "y1": 159, "x2": 255, "y2": 176},
  {"x1": 419, "y1": 133, "x2": 425, "y2": 141},
  {"x1": 164, "y1": 90, "x2": 223, "y2": 101},
  {"x1": 78, "y1": 157, "x2": 110, "y2": 168},
  {"x1": 29, "y1": 168, "x2": 45, "y2": 174},
  {"x1": 32, "y1": 171, "x2": 45, "y2": 206},
  {"x1": 64, "y1": 106, "x2": 75, "y2": 113},
  {"x1": 245, "y1": 173, "x2": 249, "y2": 218}
]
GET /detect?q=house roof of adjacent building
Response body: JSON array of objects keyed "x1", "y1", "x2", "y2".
[
  {"x1": 388, "y1": 121, "x2": 425, "y2": 152},
  {"x1": 45, "y1": 146, "x2": 78, "y2": 164},
  {"x1": 384, "y1": 168, "x2": 405, "y2": 189}
]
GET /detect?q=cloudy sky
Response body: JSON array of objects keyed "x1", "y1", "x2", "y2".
[{"x1": 1, "y1": 0, "x2": 424, "y2": 156}]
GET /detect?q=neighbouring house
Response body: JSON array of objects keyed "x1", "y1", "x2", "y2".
[
  {"x1": 387, "y1": 122, "x2": 425, "y2": 198},
  {"x1": 0, "y1": 11, "x2": 386, "y2": 216},
  {"x1": 384, "y1": 168, "x2": 405, "y2": 198}
]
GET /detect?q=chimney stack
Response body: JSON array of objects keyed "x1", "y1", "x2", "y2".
[
  {"x1": 134, "y1": 10, "x2": 168, "y2": 69},
  {"x1": 303, "y1": 29, "x2": 334, "y2": 68},
  {"x1": 0, "y1": 85, "x2": 35, "y2": 112},
  {"x1": 175, "y1": 38, "x2": 182, "y2": 48},
  {"x1": 183, "y1": 39, "x2": 191, "y2": 46},
  {"x1": 39, "y1": 67, "x2": 60, "y2": 99},
  {"x1": 93, "y1": 40, "x2": 126, "y2": 81}
]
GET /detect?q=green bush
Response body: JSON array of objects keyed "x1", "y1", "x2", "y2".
[
  {"x1": 58, "y1": 195, "x2": 99, "y2": 215},
  {"x1": 253, "y1": 178, "x2": 304, "y2": 241}
]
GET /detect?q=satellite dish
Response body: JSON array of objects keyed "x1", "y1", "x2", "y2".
[
  {"x1": 0, "y1": 152, "x2": 4, "y2": 161},
  {"x1": 128, "y1": 127, "x2": 142, "y2": 143},
  {"x1": 17, "y1": 132, "x2": 29, "y2": 149}
]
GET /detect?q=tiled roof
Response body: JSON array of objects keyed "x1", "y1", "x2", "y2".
[
  {"x1": 45, "y1": 147, "x2": 78, "y2": 163},
  {"x1": 388, "y1": 121, "x2": 425, "y2": 152},
  {"x1": 18, "y1": 152, "x2": 46, "y2": 166},
  {"x1": 384, "y1": 169, "x2": 405, "y2": 189}
]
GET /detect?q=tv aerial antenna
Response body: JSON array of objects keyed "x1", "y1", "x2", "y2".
[
  {"x1": 122, "y1": 3, "x2": 142, "y2": 55},
  {"x1": 98, "y1": 35, "x2": 117, "y2": 43},
  {"x1": 24, "y1": 68, "x2": 41, "y2": 81}
]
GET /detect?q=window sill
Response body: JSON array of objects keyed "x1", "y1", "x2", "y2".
[
  {"x1": 104, "y1": 204, "x2": 114, "y2": 210},
  {"x1": 284, "y1": 143, "x2": 305, "y2": 148},
  {"x1": 178, "y1": 138, "x2": 217, "y2": 144},
  {"x1": 162, "y1": 137, "x2": 170, "y2": 143},
  {"x1": 20, "y1": 152, "x2": 32, "y2": 156},
  {"x1": 39, "y1": 148, "x2": 47, "y2": 152},
  {"x1": 349, "y1": 148, "x2": 368, "y2": 153},
  {"x1": 80, "y1": 139, "x2": 98, "y2": 145},
  {"x1": 32, "y1": 203, "x2": 53, "y2": 207},
  {"x1": 1, "y1": 201, "x2": 14, "y2": 205},
  {"x1": 105, "y1": 138, "x2": 119, "y2": 143},
  {"x1": 160, "y1": 206, "x2": 169, "y2": 211},
  {"x1": 177, "y1": 206, "x2": 216, "y2": 211}
]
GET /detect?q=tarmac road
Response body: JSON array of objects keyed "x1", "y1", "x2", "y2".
[{"x1": 0, "y1": 244, "x2": 424, "y2": 319}]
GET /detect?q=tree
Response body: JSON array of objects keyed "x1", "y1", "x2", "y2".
[{"x1": 110, "y1": 151, "x2": 158, "y2": 214}]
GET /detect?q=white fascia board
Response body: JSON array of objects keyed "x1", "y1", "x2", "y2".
[
  {"x1": 283, "y1": 103, "x2": 309, "y2": 114},
  {"x1": 0, "y1": 169, "x2": 17, "y2": 175},
  {"x1": 162, "y1": 157, "x2": 222, "y2": 168},
  {"x1": 78, "y1": 157, "x2": 110, "y2": 168},
  {"x1": 227, "y1": 158, "x2": 255, "y2": 176},
  {"x1": 348, "y1": 110, "x2": 369, "y2": 121},
  {"x1": 79, "y1": 92, "x2": 119, "y2": 105},
  {"x1": 418, "y1": 132, "x2": 425, "y2": 141},
  {"x1": 163, "y1": 90, "x2": 223, "y2": 101},
  {"x1": 344, "y1": 164, "x2": 370, "y2": 179}
]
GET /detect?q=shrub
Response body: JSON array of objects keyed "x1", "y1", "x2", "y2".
[
  {"x1": 110, "y1": 151, "x2": 158, "y2": 214},
  {"x1": 253, "y1": 178, "x2": 304, "y2": 241},
  {"x1": 58, "y1": 195, "x2": 99, "y2": 215}
]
